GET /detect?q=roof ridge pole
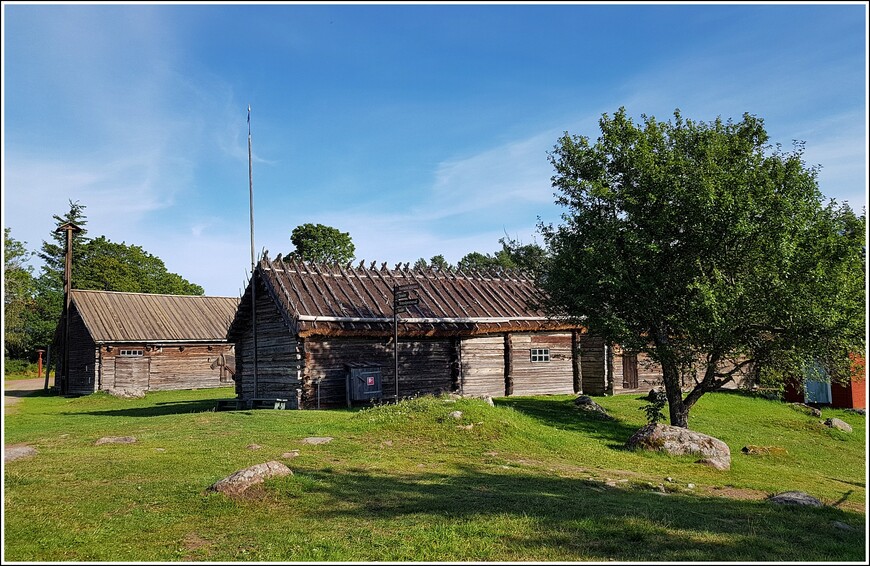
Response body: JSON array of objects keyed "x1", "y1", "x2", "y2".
[{"x1": 247, "y1": 104, "x2": 258, "y2": 399}]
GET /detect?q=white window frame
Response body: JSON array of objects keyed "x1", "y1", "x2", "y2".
[
  {"x1": 119, "y1": 349, "x2": 144, "y2": 357},
  {"x1": 530, "y1": 348, "x2": 551, "y2": 362}
]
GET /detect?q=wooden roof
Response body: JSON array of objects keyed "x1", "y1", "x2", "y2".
[
  {"x1": 70, "y1": 289, "x2": 238, "y2": 343},
  {"x1": 228, "y1": 254, "x2": 581, "y2": 338}
]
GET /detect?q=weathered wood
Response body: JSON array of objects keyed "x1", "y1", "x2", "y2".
[
  {"x1": 504, "y1": 333, "x2": 513, "y2": 397},
  {"x1": 572, "y1": 330, "x2": 581, "y2": 394},
  {"x1": 459, "y1": 336, "x2": 505, "y2": 397},
  {"x1": 510, "y1": 333, "x2": 574, "y2": 396}
]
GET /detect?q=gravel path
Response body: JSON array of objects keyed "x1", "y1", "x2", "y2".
[{"x1": 4, "y1": 377, "x2": 52, "y2": 408}]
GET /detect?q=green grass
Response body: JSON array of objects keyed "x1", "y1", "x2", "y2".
[{"x1": 4, "y1": 388, "x2": 866, "y2": 562}]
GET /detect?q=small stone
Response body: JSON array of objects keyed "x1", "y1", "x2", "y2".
[
  {"x1": 456, "y1": 424, "x2": 474, "y2": 430},
  {"x1": 687, "y1": 483, "x2": 695, "y2": 489},
  {"x1": 482, "y1": 396, "x2": 495, "y2": 407},
  {"x1": 381, "y1": 440, "x2": 393, "y2": 447},
  {"x1": 246, "y1": 443, "x2": 262, "y2": 450},
  {"x1": 300, "y1": 437, "x2": 333, "y2": 445},
  {"x1": 448, "y1": 411, "x2": 463, "y2": 420},
  {"x1": 156, "y1": 448, "x2": 166, "y2": 452},
  {"x1": 281, "y1": 450, "x2": 300, "y2": 459},
  {"x1": 665, "y1": 477, "x2": 674, "y2": 483},
  {"x1": 5, "y1": 445, "x2": 37, "y2": 462},
  {"x1": 94, "y1": 436, "x2": 137, "y2": 446},
  {"x1": 59, "y1": 434, "x2": 69, "y2": 438},
  {"x1": 831, "y1": 520, "x2": 856, "y2": 531}
]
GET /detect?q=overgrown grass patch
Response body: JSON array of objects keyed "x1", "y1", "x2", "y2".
[{"x1": 4, "y1": 387, "x2": 866, "y2": 561}]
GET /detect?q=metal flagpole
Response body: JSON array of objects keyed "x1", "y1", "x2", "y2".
[{"x1": 248, "y1": 105, "x2": 259, "y2": 399}]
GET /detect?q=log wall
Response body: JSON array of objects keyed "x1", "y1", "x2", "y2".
[
  {"x1": 98, "y1": 343, "x2": 234, "y2": 393},
  {"x1": 459, "y1": 335, "x2": 506, "y2": 397},
  {"x1": 578, "y1": 335, "x2": 607, "y2": 395},
  {"x1": 66, "y1": 307, "x2": 99, "y2": 395},
  {"x1": 235, "y1": 287, "x2": 302, "y2": 401},
  {"x1": 510, "y1": 333, "x2": 575, "y2": 396},
  {"x1": 303, "y1": 337, "x2": 454, "y2": 408}
]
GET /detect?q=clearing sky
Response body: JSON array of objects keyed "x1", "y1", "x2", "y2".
[{"x1": 2, "y1": 1, "x2": 867, "y2": 297}]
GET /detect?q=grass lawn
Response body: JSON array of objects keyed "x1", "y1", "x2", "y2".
[{"x1": 3, "y1": 387, "x2": 866, "y2": 562}]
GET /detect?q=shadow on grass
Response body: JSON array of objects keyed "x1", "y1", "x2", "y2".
[
  {"x1": 496, "y1": 396, "x2": 640, "y2": 448},
  {"x1": 283, "y1": 465, "x2": 865, "y2": 562},
  {"x1": 68, "y1": 399, "x2": 220, "y2": 417}
]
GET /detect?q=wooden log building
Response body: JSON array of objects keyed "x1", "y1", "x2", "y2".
[
  {"x1": 56, "y1": 290, "x2": 238, "y2": 395},
  {"x1": 227, "y1": 254, "x2": 659, "y2": 409}
]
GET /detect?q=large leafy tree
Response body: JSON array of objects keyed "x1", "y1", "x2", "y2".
[
  {"x1": 540, "y1": 107, "x2": 865, "y2": 428},
  {"x1": 4, "y1": 228, "x2": 34, "y2": 358},
  {"x1": 75, "y1": 236, "x2": 204, "y2": 295},
  {"x1": 286, "y1": 223, "x2": 355, "y2": 265},
  {"x1": 458, "y1": 238, "x2": 547, "y2": 275}
]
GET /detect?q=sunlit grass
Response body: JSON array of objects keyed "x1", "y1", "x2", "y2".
[{"x1": 4, "y1": 387, "x2": 865, "y2": 561}]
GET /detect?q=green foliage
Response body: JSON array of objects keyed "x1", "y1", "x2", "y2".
[
  {"x1": 286, "y1": 223, "x2": 355, "y2": 265},
  {"x1": 639, "y1": 390, "x2": 668, "y2": 424},
  {"x1": 414, "y1": 255, "x2": 452, "y2": 271},
  {"x1": 74, "y1": 236, "x2": 204, "y2": 295},
  {"x1": 540, "y1": 107, "x2": 866, "y2": 426},
  {"x1": 4, "y1": 228, "x2": 34, "y2": 358},
  {"x1": 459, "y1": 238, "x2": 547, "y2": 276}
]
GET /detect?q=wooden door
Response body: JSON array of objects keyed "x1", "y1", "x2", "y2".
[
  {"x1": 114, "y1": 358, "x2": 151, "y2": 391},
  {"x1": 622, "y1": 353, "x2": 639, "y2": 389}
]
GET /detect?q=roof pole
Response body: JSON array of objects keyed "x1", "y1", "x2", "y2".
[
  {"x1": 248, "y1": 105, "x2": 258, "y2": 399},
  {"x1": 55, "y1": 222, "x2": 81, "y2": 395}
]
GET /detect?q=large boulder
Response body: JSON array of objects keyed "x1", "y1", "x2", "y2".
[
  {"x1": 208, "y1": 460, "x2": 292, "y2": 496},
  {"x1": 824, "y1": 418, "x2": 853, "y2": 433},
  {"x1": 626, "y1": 423, "x2": 731, "y2": 470},
  {"x1": 767, "y1": 491, "x2": 823, "y2": 507}
]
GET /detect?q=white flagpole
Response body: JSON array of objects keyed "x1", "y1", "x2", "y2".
[{"x1": 248, "y1": 105, "x2": 259, "y2": 399}]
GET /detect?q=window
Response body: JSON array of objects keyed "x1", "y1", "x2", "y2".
[
  {"x1": 530, "y1": 348, "x2": 550, "y2": 362},
  {"x1": 119, "y1": 349, "x2": 144, "y2": 357}
]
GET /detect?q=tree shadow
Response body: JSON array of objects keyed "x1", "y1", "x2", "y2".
[
  {"x1": 280, "y1": 465, "x2": 865, "y2": 562},
  {"x1": 495, "y1": 396, "x2": 640, "y2": 448},
  {"x1": 68, "y1": 399, "x2": 220, "y2": 417}
]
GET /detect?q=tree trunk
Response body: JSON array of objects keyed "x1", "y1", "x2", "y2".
[{"x1": 661, "y1": 359, "x2": 690, "y2": 428}]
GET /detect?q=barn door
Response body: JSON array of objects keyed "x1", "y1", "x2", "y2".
[
  {"x1": 114, "y1": 358, "x2": 151, "y2": 392},
  {"x1": 622, "y1": 353, "x2": 639, "y2": 389}
]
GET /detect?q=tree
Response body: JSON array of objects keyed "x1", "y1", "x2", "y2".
[
  {"x1": 4, "y1": 228, "x2": 34, "y2": 358},
  {"x1": 74, "y1": 236, "x2": 204, "y2": 295},
  {"x1": 540, "y1": 107, "x2": 865, "y2": 428},
  {"x1": 286, "y1": 223, "x2": 355, "y2": 265}
]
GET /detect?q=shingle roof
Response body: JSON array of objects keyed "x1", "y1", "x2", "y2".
[
  {"x1": 229, "y1": 254, "x2": 580, "y2": 338},
  {"x1": 70, "y1": 289, "x2": 238, "y2": 343}
]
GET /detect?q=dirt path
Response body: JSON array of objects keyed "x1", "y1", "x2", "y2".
[{"x1": 4, "y1": 377, "x2": 52, "y2": 409}]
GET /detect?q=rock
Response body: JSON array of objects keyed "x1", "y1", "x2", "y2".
[
  {"x1": 741, "y1": 445, "x2": 789, "y2": 456},
  {"x1": 789, "y1": 403, "x2": 822, "y2": 418},
  {"x1": 824, "y1": 418, "x2": 853, "y2": 433},
  {"x1": 574, "y1": 395, "x2": 614, "y2": 419},
  {"x1": 448, "y1": 410, "x2": 463, "y2": 420},
  {"x1": 482, "y1": 396, "x2": 495, "y2": 407},
  {"x1": 5, "y1": 444, "x2": 37, "y2": 462},
  {"x1": 767, "y1": 491, "x2": 823, "y2": 507},
  {"x1": 94, "y1": 436, "x2": 137, "y2": 445},
  {"x1": 300, "y1": 437, "x2": 333, "y2": 445},
  {"x1": 281, "y1": 450, "x2": 300, "y2": 459},
  {"x1": 831, "y1": 520, "x2": 856, "y2": 531},
  {"x1": 107, "y1": 388, "x2": 146, "y2": 399},
  {"x1": 844, "y1": 408, "x2": 865, "y2": 416},
  {"x1": 687, "y1": 483, "x2": 695, "y2": 489},
  {"x1": 246, "y1": 443, "x2": 262, "y2": 450},
  {"x1": 456, "y1": 424, "x2": 474, "y2": 430},
  {"x1": 208, "y1": 460, "x2": 292, "y2": 496},
  {"x1": 626, "y1": 423, "x2": 731, "y2": 470}
]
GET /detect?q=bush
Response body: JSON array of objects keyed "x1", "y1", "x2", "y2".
[{"x1": 4, "y1": 358, "x2": 40, "y2": 377}]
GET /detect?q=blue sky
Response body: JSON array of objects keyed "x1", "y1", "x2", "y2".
[{"x1": 3, "y1": 2, "x2": 867, "y2": 298}]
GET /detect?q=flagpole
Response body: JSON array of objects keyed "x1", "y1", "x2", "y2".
[{"x1": 248, "y1": 105, "x2": 259, "y2": 399}]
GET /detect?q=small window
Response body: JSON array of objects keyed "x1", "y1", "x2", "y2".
[
  {"x1": 119, "y1": 349, "x2": 144, "y2": 357},
  {"x1": 530, "y1": 348, "x2": 550, "y2": 362}
]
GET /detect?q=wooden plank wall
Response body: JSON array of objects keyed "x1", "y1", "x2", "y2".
[
  {"x1": 578, "y1": 335, "x2": 607, "y2": 395},
  {"x1": 303, "y1": 338, "x2": 454, "y2": 408},
  {"x1": 510, "y1": 333, "x2": 575, "y2": 396},
  {"x1": 98, "y1": 343, "x2": 234, "y2": 392},
  {"x1": 235, "y1": 289, "x2": 301, "y2": 400},
  {"x1": 611, "y1": 348, "x2": 664, "y2": 394},
  {"x1": 66, "y1": 307, "x2": 99, "y2": 395},
  {"x1": 459, "y1": 335, "x2": 506, "y2": 397}
]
